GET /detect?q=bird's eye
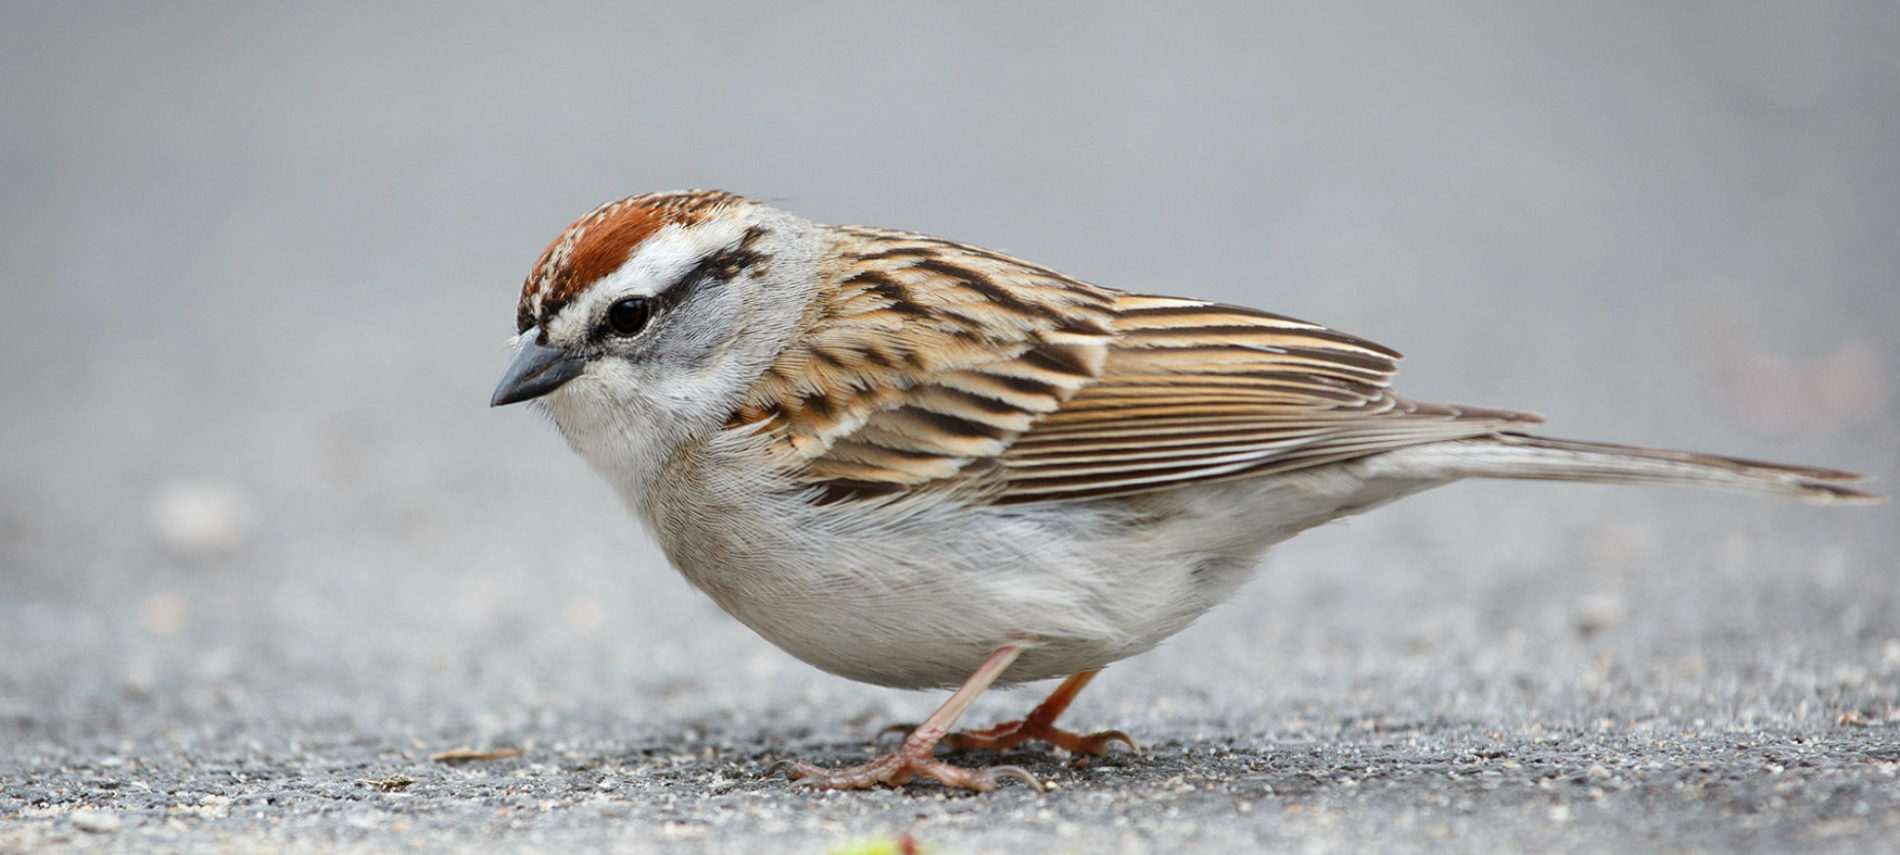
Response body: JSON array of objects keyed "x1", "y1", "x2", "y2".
[{"x1": 605, "y1": 296, "x2": 651, "y2": 336}]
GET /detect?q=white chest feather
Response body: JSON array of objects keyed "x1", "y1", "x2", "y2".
[{"x1": 596, "y1": 427, "x2": 1427, "y2": 689}]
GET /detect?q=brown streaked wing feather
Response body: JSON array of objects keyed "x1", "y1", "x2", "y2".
[
  {"x1": 734, "y1": 234, "x2": 1541, "y2": 505},
  {"x1": 729, "y1": 232, "x2": 1118, "y2": 501},
  {"x1": 993, "y1": 296, "x2": 1542, "y2": 503}
]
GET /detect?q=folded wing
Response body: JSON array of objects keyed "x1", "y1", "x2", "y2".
[{"x1": 729, "y1": 233, "x2": 1540, "y2": 506}]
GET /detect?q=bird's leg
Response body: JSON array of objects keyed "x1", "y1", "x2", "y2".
[
  {"x1": 770, "y1": 643, "x2": 1043, "y2": 791},
  {"x1": 941, "y1": 669, "x2": 1136, "y2": 756}
]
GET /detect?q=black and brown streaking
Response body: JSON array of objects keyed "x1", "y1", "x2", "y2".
[{"x1": 518, "y1": 190, "x2": 1882, "y2": 509}]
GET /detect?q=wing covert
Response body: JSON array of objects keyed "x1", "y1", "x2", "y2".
[{"x1": 729, "y1": 233, "x2": 1541, "y2": 505}]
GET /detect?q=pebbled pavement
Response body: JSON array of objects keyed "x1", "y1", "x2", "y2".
[{"x1": 3, "y1": 4, "x2": 1897, "y2": 853}]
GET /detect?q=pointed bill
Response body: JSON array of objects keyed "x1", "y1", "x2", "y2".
[{"x1": 491, "y1": 327, "x2": 584, "y2": 406}]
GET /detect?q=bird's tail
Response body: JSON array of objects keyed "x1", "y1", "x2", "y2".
[{"x1": 1362, "y1": 432, "x2": 1884, "y2": 505}]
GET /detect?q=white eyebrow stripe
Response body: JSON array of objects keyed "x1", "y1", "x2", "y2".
[{"x1": 597, "y1": 218, "x2": 750, "y2": 298}]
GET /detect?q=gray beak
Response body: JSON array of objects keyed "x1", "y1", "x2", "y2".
[{"x1": 491, "y1": 327, "x2": 584, "y2": 407}]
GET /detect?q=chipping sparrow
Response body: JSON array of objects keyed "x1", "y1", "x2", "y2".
[{"x1": 492, "y1": 190, "x2": 1881, "y2": 791}]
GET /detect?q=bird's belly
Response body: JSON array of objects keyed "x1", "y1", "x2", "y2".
[
  {"x1": 675, "y1": 545, "x2": 1211, "y2": 690},
  {"x1": 660, "y1": 536, "x2": 1181, "y2": 688},
  {"x1": 650, "y1": 478, "x2": 1365, "y2": 690}
]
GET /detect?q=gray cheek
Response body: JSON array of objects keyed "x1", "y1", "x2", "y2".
[{"x1": 648, "y1": 294, "x2": 737, "y2": 370}]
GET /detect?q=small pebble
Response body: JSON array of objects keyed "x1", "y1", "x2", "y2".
[
  {"x1": 72, "y1": 810, "x2": 122, "y2": 833},
  {"x1": 148, "y1": 479, "x2": 256, "y2": 556}
]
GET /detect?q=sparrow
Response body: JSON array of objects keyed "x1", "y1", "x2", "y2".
[{"x1": 491, "y1": 190, "x2": 1881, "y2": 790}]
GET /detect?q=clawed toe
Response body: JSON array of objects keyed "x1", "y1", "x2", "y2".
[
  {"x1": 767, "y1": 658, "x2": 1129, "y2": 793},
  {"x1": 768, "y1": 752, "x2": 1042, "y2": 792},
  {"x1": 977, "y1": 764, "x2": 1042, "y2": 790},
  {"x1": 1067, "y1": 728, "x2": 1140, "y2": 756},
  {"x1": 881, "y1": 720, "x2": 1136, "y2": 756},
  {"x1": 878, "y1": 668, "x2": 1137, "y2": 761},
  {"x1": 944, "y1": 721, "x2": 1138, "y2": 755},
  {"x1": 763, "y1": 759, "x2": 802, "y2": 779}
]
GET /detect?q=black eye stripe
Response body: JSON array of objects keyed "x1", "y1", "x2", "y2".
[
  {"x1": 680, "y1": 229, "x2": 769, "y2": 291},
  {"x1": 682, "y1": 249, "x2": 746, "y2": 287},
  {"x1": 675, "y1": 255, "x2": 721, "y2": 290},
  {"x1": 593, "y1": 237, "x2": 767, "y2": 339}
]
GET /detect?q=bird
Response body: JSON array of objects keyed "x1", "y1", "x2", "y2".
[{"x1": 490, "y1": 189, "x2": 1881, "y2": 791}]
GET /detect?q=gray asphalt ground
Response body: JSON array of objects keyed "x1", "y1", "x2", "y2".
[{"x1": 3, "y1": 4, "x2": 1897, "y2": 853}]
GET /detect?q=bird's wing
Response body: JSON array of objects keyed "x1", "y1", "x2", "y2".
[
  {"x1": 992, "y1": 294, "x2": 1540, "y2": 503},
  {"x1": 728, "y1": 231, "x2": 1540, "y2": 505}
]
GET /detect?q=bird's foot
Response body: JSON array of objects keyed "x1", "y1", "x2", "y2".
[
  {"x1": 877, "y1": 669, "x2": 1137, "y2": 757},
  {"x1": 768, "y1": 736, "x2": 1040, "y2": 792},
  {"x1": 880, "y1": 718, "x2": 1135, "y2": 755},
  {"x1": 946, "y1": 718, "x2": 1137, "y2": 755}
]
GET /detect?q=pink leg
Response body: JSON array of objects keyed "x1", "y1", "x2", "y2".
[
  {"x1": 771, "y1": 644, "x2": 1044, "y2": 791},
  {"x1": 941, "y1": 669, "x2": 1136, "y2": 755}
]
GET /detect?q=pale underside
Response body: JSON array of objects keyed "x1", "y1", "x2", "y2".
[{"x1": 727, "y1": 228, "x2": 1544, "y2": 506}]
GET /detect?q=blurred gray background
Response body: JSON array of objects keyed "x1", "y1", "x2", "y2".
[{"x1": 2, "y1": 3, "x2": 1896, "y2": 853}]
